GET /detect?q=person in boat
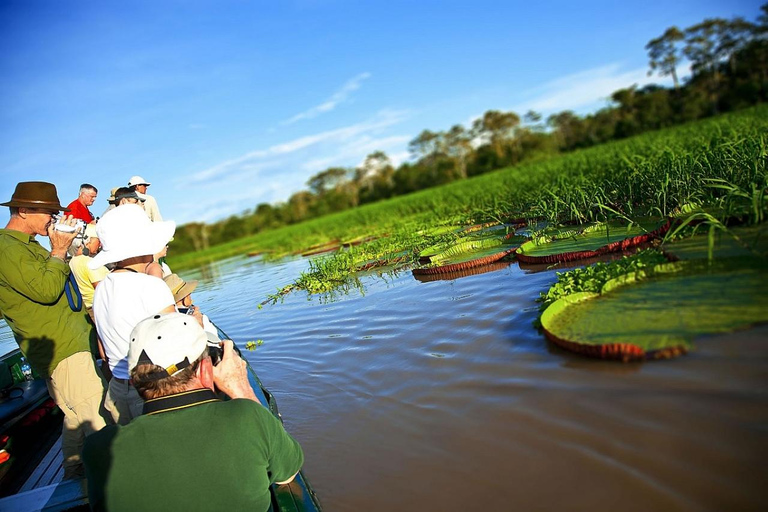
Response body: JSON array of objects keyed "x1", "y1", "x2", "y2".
[
  {"x1": 66, "y1": 183, "x2": 98, "y2": 224},
  {"x1": 127, "y1": 175, "x2": 162, "y2": 222},
  {"x1": 0, "y1": 181, "x2": 109, "y2": 480},
  {"x1": 67, "y1": 224, "x2": 108, "y2": 319},
  {"x1": 67, "y1": 224, "x2": 112, "y2": 379},
  {"x1": 113, "y1": 187, "x2": 144, "y2": 207},
  {"x1": 90, "y1": 204, "x2": 177, "y2": 425},
  {"x1": 83, "y1": 313, "x2": 304, "y2": 512},
  {"x1": 101, "y1": 187, "x2": 119, "y2": 217},
  {"x1": 163, "y1": 273, "x2": 217, "y2": 339}
]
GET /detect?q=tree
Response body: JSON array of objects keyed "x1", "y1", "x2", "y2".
[
  {"x1": 306, "y1": 167, "x2": 350, "y2": 195},
  {"x1": 646, "y1": 26, "x2": 685, "y2": 89},
  {"x1": 471, "y1": 110, "x2": 520, "y2": 159},
  {"x1": 354, "y1": 151, "x2": 395, "y2": 203},
  {"x1": 408, "y1": 129, "x2": 445, "y2": 163},
  {"x1": 444, "y1": 124, "x2": 472, "y2": 179}
]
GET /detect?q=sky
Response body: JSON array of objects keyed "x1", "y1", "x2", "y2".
[{"x1": 0, "y1": 0, "x2": 762, "y2": 228}]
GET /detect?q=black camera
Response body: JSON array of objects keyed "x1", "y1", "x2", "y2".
[{"x1": 208, "y1": 344, "x2": 224, "y2": 366}]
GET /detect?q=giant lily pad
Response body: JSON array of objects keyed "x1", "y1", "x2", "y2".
[
  {"x1": 662, "y1": 224, "x2": 768, "y2": 261},
  {"x1": 540, "y1": 261, "x2": 768, "y2": 361},
  {"x1": 516, "y1": 219, "x2": 670, "y2": 264},
  {"x1": 413, "y1": 236, "x2": 523, "y2": 275}
]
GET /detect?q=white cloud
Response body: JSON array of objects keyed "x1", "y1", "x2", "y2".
[
  {"x1": 301, "y1": 135, "x2": 411, "y2": 172},
  {"x1": 282, "y1": 72, "x2": 372, "y2": 125},
  {"x1": 187, "y1": 109, "x2": 409, "y2": 184},
  {"x1": 514, "y1": 62, "x2": 679, "y2": 115}
]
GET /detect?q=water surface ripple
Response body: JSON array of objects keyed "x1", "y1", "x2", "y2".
[
  {"x1": 192, "y1": 256, "x2": 766, "y2": 511},
  {"x1": 2, "y1": 254, "x2": 765, "y2": 511}
]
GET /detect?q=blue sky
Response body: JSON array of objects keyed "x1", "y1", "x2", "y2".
[{"x1": 1, "y1": 0, "x2": 761, "y2": 227}]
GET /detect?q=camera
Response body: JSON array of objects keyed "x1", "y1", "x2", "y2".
[
  {"x1": 52, "y1": 215, "x2": 86, "y2": 235},
  {"x1": 208, "y1": 344, "x2": 224, "y2": 366}
]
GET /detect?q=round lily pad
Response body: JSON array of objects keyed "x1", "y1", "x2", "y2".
[
  {"x1": 540, "y1": 263, "x2": 768, "y2": 361},
  {"x1": 516, "y1": 220, "x2": 670, "y2": 264},
  {"x1": 413, "y1": 237, "x2": 522, "y2": 275}
]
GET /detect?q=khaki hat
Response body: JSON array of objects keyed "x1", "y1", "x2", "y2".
[
  {"x1": 128, "y1": 313, "x2": 207, "y2": 376},
  {"x1": 1, "y1": 182, "x2": 68, "y2": 211},
  {"x1": 163, "y1": 273, "x2": 198, "y2": 303}
]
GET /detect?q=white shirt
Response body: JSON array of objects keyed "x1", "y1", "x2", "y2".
[
  {"x1": 93, "y1": 272, "x2": 174, "y2": 379},
  {"x1": 140, "y1": 193, "x2": 162, "y2": 222}
]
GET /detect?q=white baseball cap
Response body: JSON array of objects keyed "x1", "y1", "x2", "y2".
[
  {"x1": 128, "y1": 313, "x2": 208, "y2": 376},
  {"x1": 128, "y1": 175, "x2": 151, "y2": 187},
  {"x1": 88, "y1": 203, "x2": 175, "y2": 268}
]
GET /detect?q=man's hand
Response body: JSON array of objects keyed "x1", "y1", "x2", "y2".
[
  {"x1": 212, "y1": 340, "x2": 260, "y2": 404},
  {"x1": 48, "y1": 215, "x2": 80, "y2": 260},
  {"x1": 188, "y1": 305, "x2": 205, "y2": 328}
]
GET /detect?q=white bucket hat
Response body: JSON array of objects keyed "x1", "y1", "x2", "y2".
[
  {"x1": 128, "y1": 313, "x2": 207, "y2": 376},
  {"x1": 89, "y1": 203, "x2": 175, "y2": 268},
  {"x1": 128, "y1": 175, "x2": 151, "y2": 187}
]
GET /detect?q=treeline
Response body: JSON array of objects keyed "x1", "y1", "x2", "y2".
[{"x1": 173, "y1": 5, "x2": 768, "y2": 255}]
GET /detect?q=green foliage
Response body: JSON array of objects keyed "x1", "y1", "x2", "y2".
[{"x1": 538, "y1": 250, "x2": 671, "y2": 310}]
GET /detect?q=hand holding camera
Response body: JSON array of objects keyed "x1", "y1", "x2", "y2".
[
  {"x1": 48, "y1": 214, "x2": 83, "y2": 259},
  {"x1": 211, "y1": 340, "x2": 259, "y2": 403}
]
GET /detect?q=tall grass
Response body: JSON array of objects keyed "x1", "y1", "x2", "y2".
[{"x1": 174, "y1": 105, "x2": 768, "y2": 274}]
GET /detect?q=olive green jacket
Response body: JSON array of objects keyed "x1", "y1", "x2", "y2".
[{"x1": 0, "y1": 229, "x2": 95, "y2": 378}]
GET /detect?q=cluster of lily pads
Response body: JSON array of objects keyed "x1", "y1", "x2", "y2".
[
  {"x1": 538, "y1": 219, "x2": 768, "y2": 361},
  {"x1": 265, "y1": 208, "x2": 767, "y2": 363}
]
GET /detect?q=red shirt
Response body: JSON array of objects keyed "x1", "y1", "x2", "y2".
[{"x1": 66, "y1": 199, "x2": 94, "y2": 223}]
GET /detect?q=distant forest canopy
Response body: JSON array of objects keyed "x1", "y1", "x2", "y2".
[{"x1": 173, "y1": 5, "x2": 768, "y2": 256}]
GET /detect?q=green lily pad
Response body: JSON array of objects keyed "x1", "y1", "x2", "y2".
[
  {"x1": 516, "y1": 219, "x2": 669, "y2": 264},
  {"x1": 540, "y1": 262, "x2": 768, "y2": 361},
  {"x1": 662, "y1": 224, "x2": 768, "y2": 261},
  {"x1": 413, "y1": 236, "x2": 523, "y2": 275}
]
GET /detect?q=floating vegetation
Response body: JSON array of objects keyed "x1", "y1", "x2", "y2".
[
  {"x1": 537, "y1": 249, "x2": 670, "y2": 310},
  {"x1": 515, "y1": 219, "x2": 670, "y2": 264},
  {"x1": 540, "y1": 261, "x2": 768, "y2": 362},
  {"x1": 413, "y1": 235, "x2": 523, "y2": 275}
]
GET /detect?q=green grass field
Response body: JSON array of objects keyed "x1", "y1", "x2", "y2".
[{"x1": 173, "y1": 105, "x2": 768, "y2": 294}]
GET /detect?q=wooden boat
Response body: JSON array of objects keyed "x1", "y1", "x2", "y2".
[{"x1": 0, "y1": 321, "x2": 322, "y2": 511}]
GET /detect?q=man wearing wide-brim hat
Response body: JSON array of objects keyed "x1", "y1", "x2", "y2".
[
  {"x1": 91, "y1": 204, "x2": 177, "y2": 425},
  {"x1": 0, "y1": 181, "x2": 110, "y2": 480},
  {"x1": 128, "y1": 175, "x2": 162, "y2": 222}
]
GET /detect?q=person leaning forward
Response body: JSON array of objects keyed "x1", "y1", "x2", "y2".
[
  {"x1": 83, "y1": 313, "x2": 304, "y2": 512},
  {"x1": 90, "y1": 204, "x2": 176, "y2": 425},
  {"x1": 0, "y1": 181, "x2": 109, "y2": 480}
]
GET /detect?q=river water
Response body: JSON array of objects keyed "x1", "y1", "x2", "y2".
[{"x1": 2, "y1": 253, "x2": 766, "y2": 510}]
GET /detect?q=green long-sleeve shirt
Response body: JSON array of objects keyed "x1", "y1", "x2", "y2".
[{"x1": 0, "y1": 229, "x2": 95, "y2": 378}]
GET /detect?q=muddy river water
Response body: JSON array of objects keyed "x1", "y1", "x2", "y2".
[{"x1": 2, "y1": 254, "x2": 766, "y2": 510}]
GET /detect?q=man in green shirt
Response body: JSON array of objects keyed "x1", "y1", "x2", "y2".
[
  {"x1": 83, "y1": 313, "x2": 304, "y2": 512},
  {"x1": 0, "y1": 181, "x2": 109, "y2": 479}
]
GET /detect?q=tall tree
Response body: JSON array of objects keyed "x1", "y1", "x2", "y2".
[
  {"x1": 306, "y1": 167, "x2": 350, "y2": 195},
  {"x1": 646, "y1": 26, "x2": 685, "y2": 89},
  {"x1": 471, "y1": 110, "x2": 520, "y2": 159},
  {"x1": 444, "y1": 124, "x2": 472, "y2": 179},
  {"x1": 408, "y1": 129, "x2": 445, "y2": 163}
]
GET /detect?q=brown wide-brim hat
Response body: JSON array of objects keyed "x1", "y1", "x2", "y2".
[{"x1": 1, "y1": 181, "x2": 68, "y2": 211}]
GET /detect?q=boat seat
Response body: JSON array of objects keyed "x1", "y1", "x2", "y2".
[{"x1": 0, "y1": 379, "x2": 49, "y2": 429}]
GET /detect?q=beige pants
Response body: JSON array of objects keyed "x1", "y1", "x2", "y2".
[
  {"x1": 104, "y1": 377, "x2": 144, "y2": 426},
  {"x1": 46, "y1": 351, "x2": 110, "y2": 480}
]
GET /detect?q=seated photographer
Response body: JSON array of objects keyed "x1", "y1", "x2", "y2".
[
  {"x1": 83, "y1": 313, "x2": 304, "y2": 512},
  {"x1": 163, "y1": 273, "x2": 217, "y2": 339}
]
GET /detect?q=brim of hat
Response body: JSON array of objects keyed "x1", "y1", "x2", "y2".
[
  {"x1": 172, "y1": 280, "x2": 198, "y2": 303},
  {"x1": 0, "y1": 199, "x2": 68, "y2": 211},
  {"x1": 88, "y1": 219, "x2": 176, "y2": 269}
]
